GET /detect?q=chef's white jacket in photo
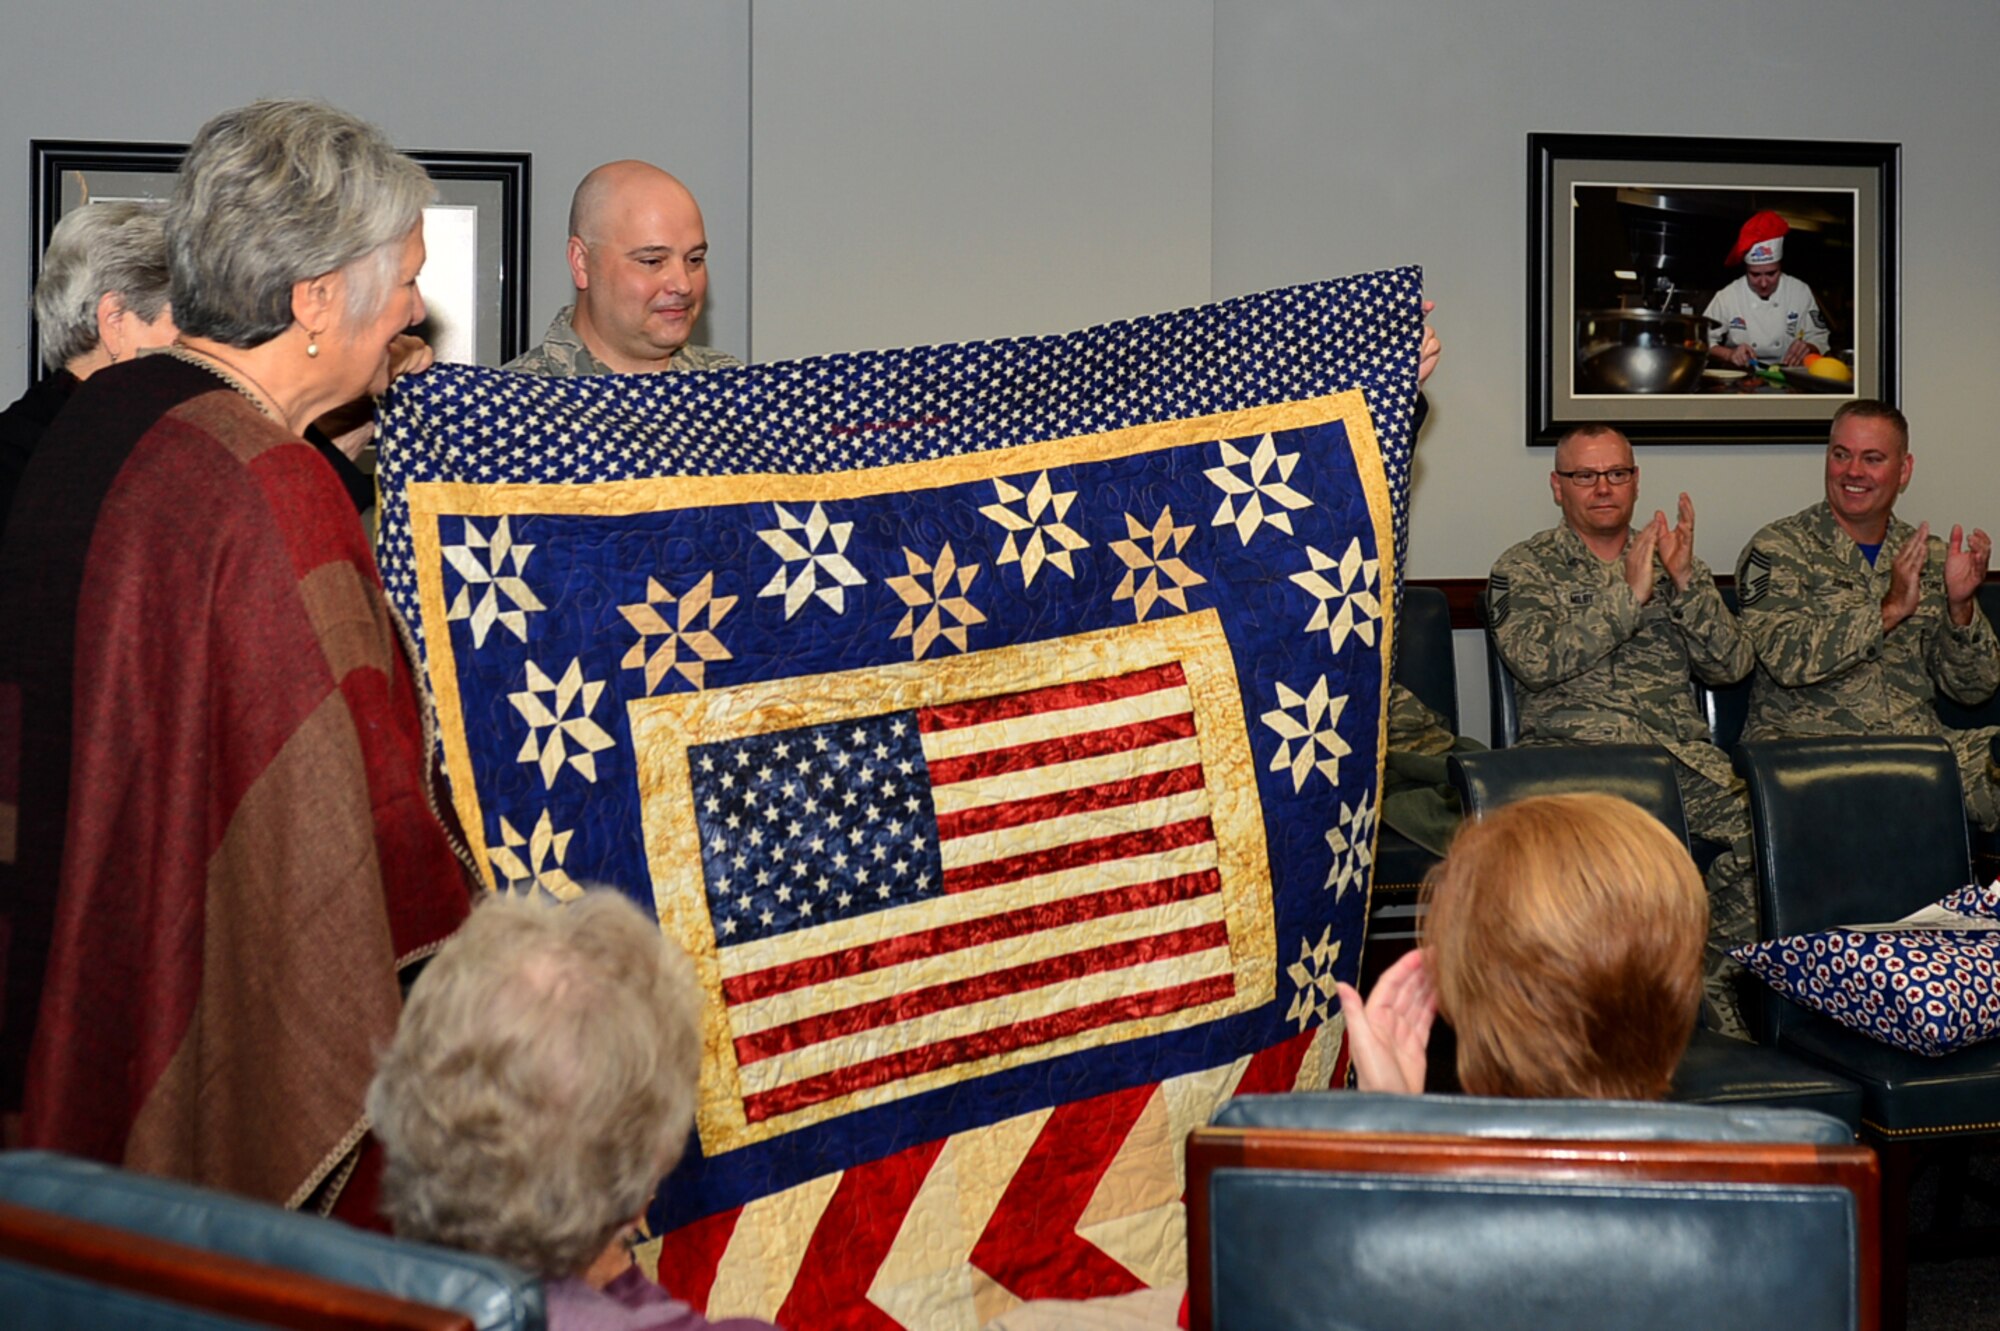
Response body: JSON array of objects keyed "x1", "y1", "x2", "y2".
[{"x1": 1702, "y1": 273, "x2": 1830, "y2": 362}]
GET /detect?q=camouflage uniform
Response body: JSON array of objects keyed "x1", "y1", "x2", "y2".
[
  {"x1": 1487, "y1": 524, "x2": 1759, "y2": 1035},
  {"x1": 1387, "y1": 680, "x2": 1459, "y2": 759},
  {"x1": 1381, "y1": 681, "x2": 1480, "y2": 857},
  {"x1": 1736, "y1": 500, "x2": 2000, "y2": 829},
  {"x1": 502, "y1": 306, "x2": 743, "y2": 377}
]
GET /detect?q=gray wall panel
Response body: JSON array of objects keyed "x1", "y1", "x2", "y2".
[
  {"x1": 0, "y1": 0, "x2": 749, "y2": 395},
  {"x1": 747, "y1": 0, "x2": 1213, "y2": 361}
]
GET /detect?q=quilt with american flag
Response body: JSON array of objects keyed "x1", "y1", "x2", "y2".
[{"x1": 374, "y1": 268, "x2": 1423, "y2": 1329}]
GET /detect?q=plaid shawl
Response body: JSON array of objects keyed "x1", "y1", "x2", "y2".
[{"x1": 0, "y1": 355, "x2": 469, "y2": 1209}]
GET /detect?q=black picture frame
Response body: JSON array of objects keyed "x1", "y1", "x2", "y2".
[
  {"x1": 1528, "y1": 133, "x2": 1899, "y2": 448},
  {"x1": 29, "y1": 139, "x2": 531, "y2": 379}
]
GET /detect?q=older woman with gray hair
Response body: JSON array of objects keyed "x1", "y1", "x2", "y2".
[
  {"x1": 0, "y1": 200, "x2": 179, "y2": 534},
  {"x1": 370, "y1": 892, "x2": 778, "y2": 1331},
  {"x1": 0, "y1": 99, "x2": 468, "y2": 1220}
]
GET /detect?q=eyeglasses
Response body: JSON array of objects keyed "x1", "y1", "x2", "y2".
[{"x1": 1555, "y1": 467, "x2": 1636, "y2": 488}]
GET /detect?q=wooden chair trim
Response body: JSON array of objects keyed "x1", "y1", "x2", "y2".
[
  {"x1": 0, "y1": 1198, "x2": 476, "y2": 1331},
  {"x1": 1194, "y1": 1126, "x2": 1875, "y2": 1183}
]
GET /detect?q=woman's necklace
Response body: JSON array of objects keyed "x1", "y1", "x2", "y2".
[{"x1": 168, "y1": 342, "x2": 286, "y2": 425}]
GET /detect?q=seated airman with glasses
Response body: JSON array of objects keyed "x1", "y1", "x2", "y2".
[{"x1": 1484, "y1": 423, "x2": 1759, "y2": 1037}]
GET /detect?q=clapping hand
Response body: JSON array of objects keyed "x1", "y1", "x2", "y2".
[
  {"x1": 1655, "y1": 492, "x2": 1696, "y2": 592},
  {"x1": 1883, "y1": 521, "x2": 1930, "y2": 632},
  {"x1": 1335, "y1": 950, "x2": 1436, "y2": 1095},
  {"x1": 1623, "y1": 514, "x2": 1664, "y2": 605},
  {"x1": 1945, "y1": 524, "x2": 1992, "y2": 625}
]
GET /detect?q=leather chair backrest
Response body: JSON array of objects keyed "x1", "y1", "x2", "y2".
[
  {"x1": 1735, "y1": 736, "x2": 1972, "y2": 1043},
  {"x1": 1735, "y1": 737, "x2": 1971, "y2": 937},
  {"x1": 0, "y1": 1197, "x2": 475, "y2": 1331},
  {"x1": 1478, "y1": 608, "x2": 1520, "y2": 748},
  {"x1": 1214, "y1": 1090, "x2": 1854, "y2": 1143},
  {"x1": 1698, "y1": 674, "x2": 1753, "y2": 755},
  {"x1": 0, "y1": 1153, "x2": 544, "y2": 1331},
  {"x1": 1393, "y1": 585, "x2": 1459, "y2": 734},
  {"x1": 1935, "y1": 582, "x2": 2000, "y2": 730},
  {"x1": 1694, "y1": 584, "x2": 1754, "y2": 752},
  {"x1": 1447, "y1": 743, "x2": 1692, "y2": 850},
  {"x1": 1187, "y1": 1093, "x2": 1876, "y2": 1331}
]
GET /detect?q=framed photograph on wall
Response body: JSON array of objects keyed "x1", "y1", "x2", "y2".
[
  {"x1": 1528, "y1": 133, "x2": 1898, "y2": 447},
  {"x1": 29, "y1": 140, "x2": 531, "y2": 379}
]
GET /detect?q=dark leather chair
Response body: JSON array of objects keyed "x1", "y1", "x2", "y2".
[
  {"x1": 1187, "y1": 1092, "x2": 1878, "y2": 1331},
  {"x1": 1377, "y1": 585, "x2": 1460, "y2": 896},
  {"x1": 1930, "y1": 582, "x2": 2000, "y2": 733},
  {"x1": 0, "y1": 1152, "x2": 544, "y2": 1331},
  {"x1": 1445, "y1": 744, "x2": 1864, "y2": 1129},
  {"x1": 1449, "y1": 740, "x2": 1734, "y2": 879},
  {"x1": 1365, "y1": 586, "x2": 1461, "y2": 987},
  {"x1": 1930, "y1": 582, "x2": 2000, "y2": 877},
  {"x1": 1477, "y1": 606, "x2": 1520, "y2": 749},
  {"x1": 1449, "y1": 742, "x2": 1689, "y2": 832},
  {"x1": 1736, "y1": 735, "x2": 2000, "y2": 1330},
  {"x1": 1692, "y1": 584, "x2": 1754, "y2": 754},
  {"x1": 1458, "y1": 651, "x2": 1736, "y2": 878},
  {"x1": 1393, "y1": 584, "x2": 1459, "y2": 732}
]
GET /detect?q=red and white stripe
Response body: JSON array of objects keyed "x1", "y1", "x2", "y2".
[
  {"x1": 719, "y1": 660, "x2": 1234, "y2": 1123},
  {"x1": 655, "y1": 1026, "x2": 1336, "y2": 1327}
]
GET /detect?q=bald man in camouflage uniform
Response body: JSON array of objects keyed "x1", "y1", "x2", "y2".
[
  {"x1": 1736, "y1": 399, "x2": 2000, "y2": 827},
  {"x1": 506, "y1": 160, "x2": 741, "y2": 378},
  {"x1": 1487, "y1": 424, "x2": 1758, "y2": 1035}
]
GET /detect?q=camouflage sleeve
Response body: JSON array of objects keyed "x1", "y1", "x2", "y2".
[
  {"x1": 1485, "y1": 547, "x2": 1642, "y2": 689},
  {"x1": 1735, "y1": 525, "x2": 1883, "y2": 687},
  {"x1": 1386, "y1": 680, "x2": 1458, "y2": 757},
  {"x1": 1667, "y1": 556, "x2": 1754, "y2": 686},
  {"x1": 1924, "y1": 544, "x2": 2000, "y2": 705},
  {"x1": 680, "y1": 345, "x2": 746, "y2": 371},
  {"x1": 500, "y1": 342, "x2": 564, "y2": 377}
]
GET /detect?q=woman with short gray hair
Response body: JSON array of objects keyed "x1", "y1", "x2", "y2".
[
  {"x1": 0, "y1": 99, "x2": 469, "y2": 1220},
  {"x1": 370, "y1": 892, "x2": 777, "y2": 1331},
  {"x1": 34, "y1": 201, "x2": 176, "y2": 374},
  {"x1": 0, "y1": 201, "x2": 179, "y2": 534},
  {"x1": 167, "y1": 98, "x2": 433, "y2": 357}
]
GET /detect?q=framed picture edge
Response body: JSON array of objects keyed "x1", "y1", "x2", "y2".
[
  {"x1": 27, "y1": 138, "x2": 532, "y2": 380},
  {"x1": 1525, "y1": 131, "x2": 1901, "y2": 449},
  {"x1": 29, "y1": 139, "x2": 187, "y2": 377},
  {"x1": 404, "y1": 148, "x2": 534, "y2": 368}
]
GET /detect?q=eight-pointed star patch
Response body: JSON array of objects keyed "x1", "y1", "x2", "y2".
[{"x1": 1110, "y1": 506, "x2": 1208, "y2": 621}]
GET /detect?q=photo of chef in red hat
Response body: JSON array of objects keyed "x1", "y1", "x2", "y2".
[{"x1": 1704, "y1": 210, "x2": 1831, "y2": 368}]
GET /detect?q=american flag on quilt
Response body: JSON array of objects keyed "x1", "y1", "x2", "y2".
[{"x1": 374, "y1": 268, "x2": 1423, "y2": 1330}]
